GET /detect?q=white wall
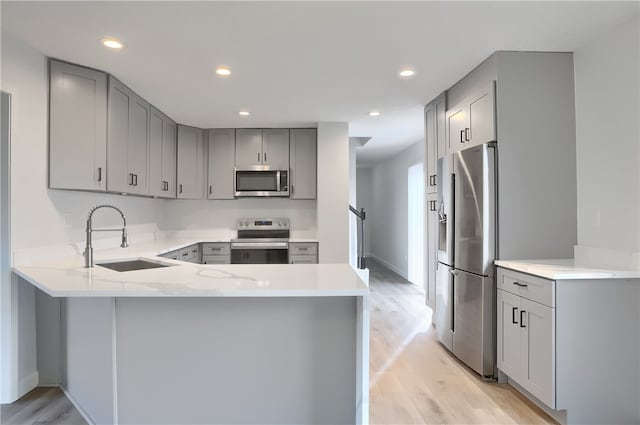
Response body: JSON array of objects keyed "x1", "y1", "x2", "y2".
[
  {"x1": 317, "y1": 122, "x2": 349, "y2": 263},
  {"x1": 349, "y1": 141, "x2": 358, "y2": 268},
  {"x1": 366, "y1": 141, "x2": 424, "y2": 278},
  {"x1": 355, "y1": 167, "x2": 372, "y2": 256},
  {"x1": 159, "y1": 199, "x2": 317, "y2": 234},
  {"x1": 0, "y1": 31, "x2": 164, "y2": 402},
  {"x1": 574, "y1": 14, "x2": 640, "y2": 270}
]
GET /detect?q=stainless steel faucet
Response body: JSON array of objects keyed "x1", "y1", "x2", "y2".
[{"x1": 84, "y1": 204, "x2": 128, "y2": 268}]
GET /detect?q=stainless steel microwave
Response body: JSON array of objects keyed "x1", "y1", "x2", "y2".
[{"x1": 234, "y1": 169, "x2": 289, "y2": 197}]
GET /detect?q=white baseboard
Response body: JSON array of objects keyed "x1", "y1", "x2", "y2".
[
  {"x1": 61, "y1": 386, "x2": 96, "y2": 425},
  {"x1": 368, "y1": 254, "x2": 409, "y2": 280},
  {"x1": 17, "y1": 371, "x2": 38, "y2": 399}
]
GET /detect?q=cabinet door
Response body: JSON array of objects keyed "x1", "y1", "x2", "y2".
[
  {"x1": 290, "y1": 129, "x2": 316, "y2": 199},
  {"x1": 235, "y1": 129, "x2": 262, "y2": 168},
  {"x1": 107, "y1": 77, "x2": 131, "y2": 193},
  {"x1": 262, "y1": 129, "x2": 290, "y2": 169},
  {"x1": 162, "y1": 119, "x2": 177, "y2": 197},
  {"x1": 497, "y1": 289, "x2": 522, "y2": 380},
  {"x1": 148, "y1": 108, "x2": 164, "y2": 197},
  {"x1": 446, "y1": 104, "x2": 467, "y2": 154},
  {"x1": 207, "y1": 129, "x2": 235, "y2": 199},
  {"x1": 425, "y1": 194, "x2": 437, "y2": 307},
  {"x1": 49, "y1": 60, "x2": 107, "y2": 191},
  {"x1": 435, "y1": 94, "x2": 447, "y2": 159},
  {"x1": 177, "y1": 125, "x2": 204, "y2": 199},
  {"x1": 128, "y1": 94, "x2": 150, "y2": 195},
  {"x1": 149, "y1": 107, "x2": 176, "y2": 198},
  {"x1": 425, "y1": 103, "x2": 437, "y2": 194},
  {"x1": 522, "y1": 298, "x2": 555, "y2": 408},
  {"x1": 468, "y1": 81, "x2": 497, "y2": 147}
]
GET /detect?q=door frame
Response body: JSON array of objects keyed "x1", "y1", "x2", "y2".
[{"x1": 0, "y1": 90, "x2": 17, "y2": 403}]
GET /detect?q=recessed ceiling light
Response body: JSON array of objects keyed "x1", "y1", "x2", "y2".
[
  {"x1": 399, "y1": 69, "x2": 415, "y2": 77},
  {"x1": 369, "y1": 111, "x2": 381, "y2": 117},
  {"x1": 216, "y1": 67, "x2": 231, "y2": 76},
  {"x1": 102, "y1": 38, "x2": 124, "y2": 50},
  {"x1": 239, "y1": 111, "x2": 250, "y2": 116}
]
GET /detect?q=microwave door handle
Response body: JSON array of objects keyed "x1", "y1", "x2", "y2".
[{"x1": 276, "y1": 171, "x2": 281, "y2": 192}]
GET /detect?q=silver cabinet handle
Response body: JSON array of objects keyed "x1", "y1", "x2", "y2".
[
  {"x1": 133, "y1": 174, "x2": 138, "y2": 186},
  {"x1": 97, "y1": 167, "x2": 102, "y2": 182},
  {"x1": 258, "y1": 152, "x2": 260, "y2": 162},
  {"x1": 460, "y1": 130, "x2": 465, "y2": 144},
  {"x1": 179, "y1": 184, "x2": 183, "y2": 194},
  {"x1": 520, "y1": 310, "x2": 526, "y2": 328},
  {"x1": 465, "y1": 128, "x2": 470, "y2": 141},
  {"x1": 512, "y1": 307, "x2": 518, "y2": 324},
  {"x1": 209, "y1": 185, "x2": 212, "y2": 195},
  {"x1": 264, "y1": 152, "x2": 267, "y2": 163},
  {"x1": 129, "y1": 173, "x2": 134, "y2": 185},
  {"x1": 513, "y1": 281, "x2": 528, "y2": 288}
]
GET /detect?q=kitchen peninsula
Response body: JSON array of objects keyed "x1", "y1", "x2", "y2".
[{"x1": 13, "y1": 238, "x2": 369, "y2": 425}]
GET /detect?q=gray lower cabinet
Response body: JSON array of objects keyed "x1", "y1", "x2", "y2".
[
  {"x1": 497, "y1": 268, "x2": 555, "y2": 408},
  {"x1": 177, "y1": 125, "x2": 205, "y2": 199},
  {"x1": 289, "y1": 129, "x2": 317, "y2": 199},
  {"x1": 107, "y1": 76, "x2": 150, "y2": 195},
  {"x1": 289, "y1": 242, "x2": 318, "y2": 264},
  {"x1": 149, "y1": 106, "x2": 176, "y2": 198},
  {"x1": 49, "y1": 60, "x2": 107, "y2": 191},
  {"x1": 207, "y1": 129, "x2": 235, "y2": 199},
  {"x1": 202, "y1": 243, "x2": 231, "y2": 264}
]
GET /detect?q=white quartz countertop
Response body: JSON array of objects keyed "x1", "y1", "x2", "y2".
[
  {"x1": 495, "y1": 259, "x2": 640, "y2": 280},
  {"x1": 12, "y1": 237, "x2": 367, "y2": 298}
]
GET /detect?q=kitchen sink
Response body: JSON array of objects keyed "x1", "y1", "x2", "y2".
[{"x1": 96, "y1": 259, "x2": 174, "y2": 272}]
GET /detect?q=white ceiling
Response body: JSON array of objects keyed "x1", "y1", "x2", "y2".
[{"x1": 1, "y1": 1, "x2": 637, "y2": 165}]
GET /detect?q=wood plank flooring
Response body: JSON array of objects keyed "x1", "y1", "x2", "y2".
[
  {"x1": 2, "y1": 260, "x2": 554, "y2": 425},
  {"x1": 0, "y1": 387, "x2": 86, "y2": 425},
  {"x1": 367, "y1": 259, "x2": 555, "y2": 424}
]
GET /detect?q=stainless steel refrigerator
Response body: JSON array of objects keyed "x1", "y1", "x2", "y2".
[{"x1": 434, "y1": 142, "x2": 497, "y2": 378}]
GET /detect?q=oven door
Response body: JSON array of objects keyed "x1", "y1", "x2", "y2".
[
  {"x1": 235, "y1": 170, "x2": 289, "y2": 197},
  {"x1": 230, "y1": 241, "x2": 289, "y2": 264}
]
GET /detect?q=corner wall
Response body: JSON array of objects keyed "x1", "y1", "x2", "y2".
[
  {"x1": 574, "y1": 14, "x2": 640, "y2": 269},
  {"x1": 317, "y1": 123, "x2": 349, "y2": 263}
]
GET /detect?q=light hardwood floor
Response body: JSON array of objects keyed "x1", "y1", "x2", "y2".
[
  {"x1": 2, "y1": 260, "x2": 554, "y2": 425},
  {"x1": 368, "y1": 259, "x2": 555, "y2": 424}
]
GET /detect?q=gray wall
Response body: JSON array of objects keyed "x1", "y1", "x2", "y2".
[
  {"x1": 574, "y1": 14, "x2": 640, "y2": 269},
  {"x1": 363, "y1": 141, "x2": 424, "y2": 278}
]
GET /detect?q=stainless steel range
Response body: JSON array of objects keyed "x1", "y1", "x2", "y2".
[{"x1": 230, "y1": 218, "x2": 290, "y2": 264}]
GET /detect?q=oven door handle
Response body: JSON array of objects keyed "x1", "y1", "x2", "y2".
[{"x1": 231, "y1": 242, "x2": 289, "y2": 250}]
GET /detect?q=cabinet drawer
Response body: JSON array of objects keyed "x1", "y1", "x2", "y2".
[
  {"x1": 202, "y1": 243, "x2": 230, "y2": 256},
  {"x1": 160, "y1": 250, "x2": 179, "y2": 260},
  {"x1": 290, "y1": 254, "x2": 318, "y2": 264},
  {"x1": 497, "y1": 268, "x2": 555, "y2": 307},
  {"x1": 289, "y1": 243, "x2": 318, "y2": 256},
  {"x1": 202, "y1": 255, "x2": 230, "y2": 265}
]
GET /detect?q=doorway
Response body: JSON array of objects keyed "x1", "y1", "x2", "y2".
[{"x1": 407, "y1": 162, "x2": 424, "y2": 286}]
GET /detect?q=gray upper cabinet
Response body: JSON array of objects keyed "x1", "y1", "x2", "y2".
[
  {"x1": 446, "y1": 81, "x2": 496, "y2": 153},
  {"x1": 262, "y1": 129, "x2": 290, "y2": 169},
  {"x1": 235, "y1": 129, "x2": 290, "y2": 169},
  {"x1": 149, "y1": 106, "x2": 176, "y2": 198},
  {"x1": 289, "y1": 129, "x2": 317, "y2": 199},
  {"x1": 49, "y1": 60, "x2": 107, "y2": 191},
  {"x1": 235, "y1": 129, "x2": 262, "y2": 168},
  {"x1": 425, "y1": 92, "x2": 446, "y2": 194},
  {"x1": 177, "y1": 125, "x2": 205, "y2": 199},
  {"x1": 207, "y1": 129, "x2": 235, "y2": 199},
  {"x1": 107, "y1": 76, "x2": 150, "y2": 195}
]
